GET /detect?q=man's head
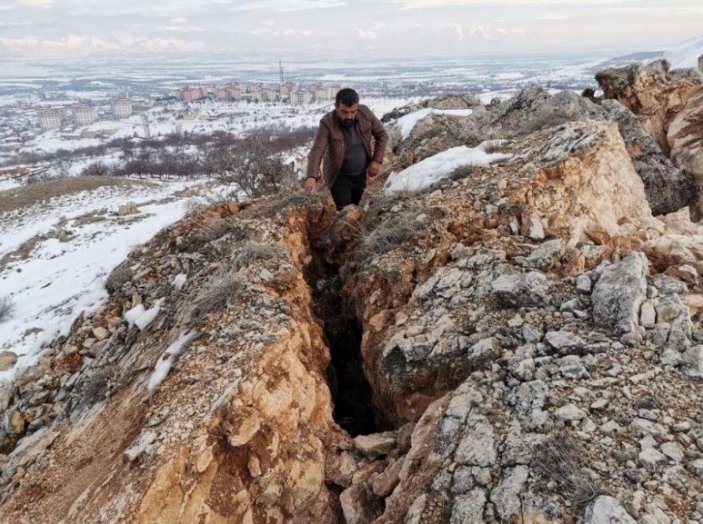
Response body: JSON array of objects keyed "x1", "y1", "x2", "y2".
[{"x1": 335, "y1": 88, "x2": 359, "y2": 128}]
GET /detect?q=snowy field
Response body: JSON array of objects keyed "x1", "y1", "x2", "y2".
[{"x1": 0, "y1": 177, "x2": 231, "y2": 381}]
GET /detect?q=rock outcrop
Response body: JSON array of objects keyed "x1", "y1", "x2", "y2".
[
  {"x1": 597, "y1": 59, "x2": 703, "y2": 218},
  {"x1": 386, "y1": 85, "x2": 696, "y2": 217},
  {"x1": 3, "y1": 62, "x2": 703, "y2": 523}
]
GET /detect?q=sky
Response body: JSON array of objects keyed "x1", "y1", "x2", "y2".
[{"x1": 0, "y1": 0, "x2": 702, "y2": 61}]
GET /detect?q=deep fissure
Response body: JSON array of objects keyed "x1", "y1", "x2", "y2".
[{"x1": 304, "y1": 239, "x2": 380, "y2": 437}]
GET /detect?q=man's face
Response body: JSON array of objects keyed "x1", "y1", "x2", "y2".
[{"x1": 335, "y1": 103, "x2": 358, "y2": 127}]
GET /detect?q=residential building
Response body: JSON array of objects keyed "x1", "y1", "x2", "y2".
[
  {"x1": 39, "y1": 108, "x2": 65, "y2": 130},
  {"x1": 111, "y1": 96, "x2": 132, "y2": 119},
  {"x1": 74, "y1": 104, "x2": 97, "y2": 126}
]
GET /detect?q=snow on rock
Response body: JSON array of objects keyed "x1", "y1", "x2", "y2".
[
  {"x1": 147, "y1": 331, "x2": 197, "y2": 391},
  {"x1": 124, "y1": 303, "x2": 161, "y2": 331},
  {"x1": 124, "y1": 304, "x2": 146, "y2": 327},
  {"x1": 384, "y1": 144, "x2": 511, "y2": 194},
  {"x1": 0, "y1": 179, "x2": 222, "y2": 383},
  {"x1": 172, "y1": 273, "x2": 187, "y2": 290},
  {"x1": 394, "y1": 108, "x2": 474, "y2": 140},
  {"x1": 135, "y1": 304, "x2": 160, "y2": 331}
]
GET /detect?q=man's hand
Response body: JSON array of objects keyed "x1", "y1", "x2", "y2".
[
  {"x1": 368, "y1": 161, "x2": 381, "y2": 177},
  {"x1": 305, "y1": 177, "x2": 317, "y2": 194}
]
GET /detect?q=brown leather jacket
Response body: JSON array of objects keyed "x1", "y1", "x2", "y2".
[{"x1": 306, "y1": 104, "x2": 389, "y2": 189}]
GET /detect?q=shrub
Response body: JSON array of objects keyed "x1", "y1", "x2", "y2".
[
  {"x1": 0, "y1": 296, "x2": 15, "y2": 323},
  {"x1": 532, "y1": 433, "x2": 603, "y2": 509},
  {"x1": 231, "y1": 241, "x2": 277, "y2": 271},
  {"x1": 190, "y1": 271, "x2": 246, "y2": 324}
]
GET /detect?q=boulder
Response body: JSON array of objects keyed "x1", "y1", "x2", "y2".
[{"x1": 592, "y1": 252, "x2": 648, "y2": 336}]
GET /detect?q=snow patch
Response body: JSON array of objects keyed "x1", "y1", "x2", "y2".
[
  {"x1": 147, "y1": 331, "x2": 197, "y2": 391},
  {"x1": 172, "y1": 273, "x2": 187, "y2": 290},
  {"x1": 135, "y1": 304, "x2": 160, "y2": 331},
  {"x1": 384, "y1": 144, "x2": 512, "y2": 194}
]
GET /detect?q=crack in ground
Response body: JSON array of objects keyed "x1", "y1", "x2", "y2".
[{"x1": 302, "y1": 217, "x2": 384, "y2": 437}]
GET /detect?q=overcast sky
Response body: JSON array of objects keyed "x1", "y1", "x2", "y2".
[{"x1": 0, "y1": 0, "x2": 701, "y2": 60}]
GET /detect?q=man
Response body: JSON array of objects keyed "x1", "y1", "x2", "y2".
[{"x1": 305, "y1": 88, "x2": 388, "y2": 210}]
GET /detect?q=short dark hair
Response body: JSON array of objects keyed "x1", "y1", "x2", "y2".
[{"x1": 335, "y1": 88, "x2": 359, "y2": 107}]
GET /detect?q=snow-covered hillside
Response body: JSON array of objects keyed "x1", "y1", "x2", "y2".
[{"x1": 0, "y1": 178, "x2": 229, "y2": 381}]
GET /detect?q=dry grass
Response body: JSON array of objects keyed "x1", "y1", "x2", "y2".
[
  {"x1": 231, "y1": 241, "x2": 277, "y2": 271},
  {"x1": 178, "y1": 218, "x2": 252, "y2": 253},
  {"x1": 0, "y1": 176, "x2": 152, "y2": 214},
  {"x1": 241, "y1": 190, "x2": 323, "y2": 220},
  {"x1": 190, "y1": 271, "x2": 246, "y2": 324},
  {"x1": 532, "y1": 433, "x2": 604, "y2": 510}
]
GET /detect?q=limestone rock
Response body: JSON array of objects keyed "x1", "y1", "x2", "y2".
[
  {"x1": 592, "y1": 252, "x2": 648, "y2": 336},
  {"x1": 584, "y1": 495, "x2": 636, "y2": 524},
  {"x1": 0, "y1": 352, "x2": 18, "y2": 372}
]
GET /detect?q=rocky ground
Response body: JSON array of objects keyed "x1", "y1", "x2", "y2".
[{"x1": 1, "y1": 58, "x2": 703, "y2": 523}]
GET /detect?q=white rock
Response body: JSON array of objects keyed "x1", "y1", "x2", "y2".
[
  {"x1": 583, "y1": 495, "x2": 636, "y2": 524},
  {"x1": 639, "y1": 300, "x2": 657, "y2": 328},
  {"x1": 527, "y1": 216, "x2": 545, "y2": 240},
  {"x1": 638, "y1": 447, "x2": 665, "y2": 471},
  {"x1": 555, "y1": 404, "x2": 587, "y2": 422},
  {"x1": 576, "y1": 274, "x2": 593, "y2": 294},
  {"x1": 661, "y1": 442, "x2": 684, "y2": 462}
]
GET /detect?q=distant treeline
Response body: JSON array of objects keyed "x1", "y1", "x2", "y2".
[{"x1": 17, "y1": 126, "x2": 315, "y2": 197}]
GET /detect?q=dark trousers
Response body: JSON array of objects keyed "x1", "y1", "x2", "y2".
[{"x1": 330, "y1": 174, "x2": 367, "y2": 210}]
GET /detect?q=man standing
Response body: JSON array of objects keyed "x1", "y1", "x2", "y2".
[{"x1": 305, "y1": 88, "x2": 388, "y2": 210}]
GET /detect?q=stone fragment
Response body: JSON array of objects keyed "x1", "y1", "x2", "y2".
[
  {"x1": 555, "y1": 404, "x2": 587, "y2": 422},
  {"x1": 492, "y1": 271, "x2": 549, "y2": 308},
  {"x1": 583, "y1": 495, "x2": 636, "y2": 524},
  {"x1": 576, "y1": 274, "x2": 593, "y2": 294},
  {"x1": 450, "y1": 489, "x2": 486, "y2": 524},
  {"x1": 490, "y1": 466, "x2": 528, "y2": 522},
  {"x1": 592, "y1": 252, "x2": 647, "y2": 336},
  {"x1": 638, "y1": 447, "x2": 665, "y2": 471},
  {"x1": 5, "y1": 409, "x2": 26, "y2": 435},
  {"x1": 455, "y1": 417, "x2": 496, "y2": 467},
  {"x1": 544, "y1": 330, "x2": 585, "y2": 355},
  {"x1": 559, "y1": 355, "x2": 588, "y2": 378},
  {"x1": 660, "y1": 442, "x2": 684, "y2": 462},
  {"x1": 353, "y1": 432, "x2": 397, "y2": 456},
  {"x1": 0, "y1": 352, "x2": 18, "y2": 372},
  {"x1": 527, "y1": 216, "x2": 545, "y2": 240},
  {"x1": 525, "y1": 239, "x2": 563, "y2": 269},
  {"x1": 664, "y1": 264, "x2": 698, "y2": 285},
  {"x1": 690, "y1": 459, "x2": 703, "y2": 479},
  {"x1": 123, "y1": 431, "x2": 157, "y2": 462},
  {"x1": 467, "y1": 338, "x2": 499, "y2": 368},
  {"x1": 92, "y1": 327, "x2": 109, "y2": 340},
  {"x1": 117, "y1": 203, "x2": 139, "y2": 216},
  {"x1": 639, "y1": 301, "x2": 656, "y2": 328},
  {"x1": 681, "y1": 346, "x2": 703, "y2": 377}
]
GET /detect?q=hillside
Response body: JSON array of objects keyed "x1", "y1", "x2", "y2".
[{"x1": 1, "y1": 59, "x2": 703, "y2": 523}]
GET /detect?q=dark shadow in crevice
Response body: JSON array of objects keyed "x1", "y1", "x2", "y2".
[{"x1": 305, "y1": 250, "x2": 380, "y2": 437}]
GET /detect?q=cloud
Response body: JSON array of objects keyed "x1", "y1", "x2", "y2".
[
  {"x1": 0, "y1": 35, "x2": 208, "y2": 57},
  {"x1": 356, "y1": 29, "x2": 377, "y2": 40},
  {"x1": 18, "y1": 0, "x2": 53, "y2": 5},
  {"x1": 158, "y1": 25, "x2": 205, "y2": 32},
  {"x1": 537, "y1": 13, "x2": 570, "y2": 20},
  {"x1": 400, "y1": 0, "x2": 626, "y2": 7},
  {"x1": 229, "y1": 0, "x2": 347, "y2": 13},
  {"x1": 249, "y1": 28, "x2": 314, "y2": 37}
]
